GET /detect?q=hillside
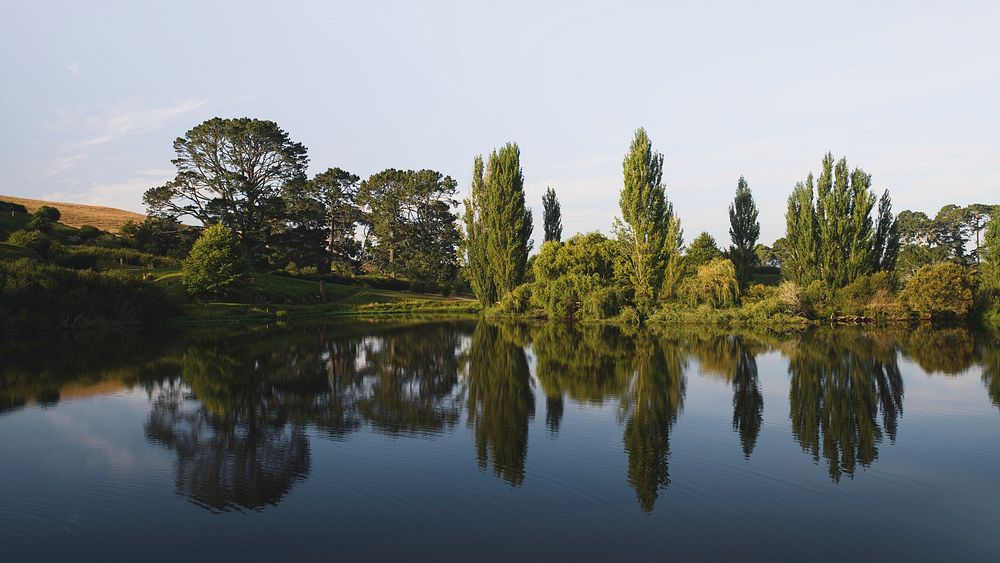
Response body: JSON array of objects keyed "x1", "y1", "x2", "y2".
[{"x1": 0, "y1": 195, "x2": 144, "y2": 232}]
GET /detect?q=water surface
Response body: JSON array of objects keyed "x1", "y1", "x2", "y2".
[{"x1": 1, "y1": 321, "x2": 999, "y2": 561}]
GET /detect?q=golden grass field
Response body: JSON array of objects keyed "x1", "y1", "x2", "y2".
[{"x1": 0, "y1": 195, "x2": 144, "y2": 232}]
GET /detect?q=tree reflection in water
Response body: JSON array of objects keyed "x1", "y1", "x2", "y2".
[
  {"x1": 464, "y1": 323, "x2": 535, "y2": 486},
  {"x1": 619, "y1": 335, "x2": 686, "y2": 512},
  {"x1": 787, "y1": 330, "x2": 903, "y2": 483},
  {"x1": 8, "y1": 320, "x2": 1000, "y2": 516},
  {"x1": 685, "y1": 333, "x2": 763, "y2": 459},
  {"x1": 144, "y1": 347, "x2": 311, "y2": 512}
]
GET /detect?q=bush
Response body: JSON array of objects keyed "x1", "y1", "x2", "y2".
[
  {"x1": 182, "y1": 224, "x2": 248, "y2": 298},
  {"x1": 6, "y1": 229, "x2": 51, "y2": 257},
  {"x1": 834, "y1": 271, "x2": 901, "y2": 317},
  {"x1": 77, "y1": 225, "x2": 102, "y2": 241},
  {"x1": 493, "y1": 283, "x2": 533, "y2": 316},
  {"x1": 0, "y1": 200, "x2": 27, "y2": 214},
  {"x1": 581, "y1": 286, "x2": 624, "y2": 320},
  {"x1": 901, "y1": 262, "x2": 974, "y2": 319},
  {"x1": 0, "y1": 258, "x2": 178, "y2": 331},
  {"x1": 51, "y1": 245, "x2": 180, "y2": 269},
  {"x1": 679, "y1": 258, "x2": 740, "y2": 308},
  {"x1": 33, "y1": 205, "x2": 61, "y2": 222}
]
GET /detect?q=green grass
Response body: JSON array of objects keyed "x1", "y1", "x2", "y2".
[{"x1": 148, "y1": 270, "x2": 481, "y2": 326}]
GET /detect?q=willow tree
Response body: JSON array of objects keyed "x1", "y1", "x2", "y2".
[
  {"x1": 982, "y1": 214, "x2": 1000, "y2": 292},
  {"x1": 542, "y1": 186, "x2": 562, "y2": 243},
  {"x1": 462, "y1": 143, "x2": 533, "y2": 306},
  {"x1": 614, "y1": 128, "x2": 682, "y2": 314},
  {"x1": 728, "y1": 176, "x2": 760, "y2": 289}
]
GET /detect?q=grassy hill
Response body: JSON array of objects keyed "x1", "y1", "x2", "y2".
[{"x1": 0, "y1": 195, "x2": 144, "y2": 232}]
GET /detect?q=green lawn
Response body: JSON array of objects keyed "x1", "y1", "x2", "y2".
[{"x1": 148, "y1": 270, "x2": 480, "y2": 326}]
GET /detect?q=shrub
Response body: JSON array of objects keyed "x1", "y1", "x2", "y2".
[
  {"x1": 6, "y1": 229, "x2": 51, "y2": 257},
  {"x1": 33, "y1": 205, "x2": 61, "y2": 222},
  {"x1": 77, "y1": 225, "x2": 102, "y2": 241},
  {"x1": 51, "y1": 245, "x2": 180, "y2": 269},
  {"x1": 493, "y1": 283, "x2": 533, "y2": 316},
  {"x1": 679, "y1": 258, "x2": 740, "y2": 308},
  {"x1": 0, "y1": 201, "x2": 27, "y2": 214},
  {"x1": 901, "y1": 262, "x2": 974, "y2": 319},
  {"x1": 834, "y1": 271, "x2": 898, "y2": 317},
  {"x1": 182, "y1": 224, "x2": 248, "y2": 298},
  {"x1": 0, "y1": 258, "x2": 177, "y2": 331},
  {"x1": 581, "y1": 286, "x2": 624, "y2": 320}
]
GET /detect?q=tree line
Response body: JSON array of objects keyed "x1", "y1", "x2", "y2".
[{"x1": 112, "y1": 117, "x2": 1000, "y2": 320}]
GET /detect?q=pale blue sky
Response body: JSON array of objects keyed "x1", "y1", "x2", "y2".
[{"x1": 2, "y1": 0, "x2": 998, "y2": 244}]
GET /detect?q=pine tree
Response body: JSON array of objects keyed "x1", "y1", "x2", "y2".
[
  {"x1": 614, "y1": 128, "x2": 681, "y2": 313},
  {"x1": 728, "y1": 176, "x2": 760, "y2": 289},
  {"x1": 783, "y1": 177, "x2": 818, "y2": 286},
  {"x1": 542, "y1": 187, "x2": 562, "y2": 243}
]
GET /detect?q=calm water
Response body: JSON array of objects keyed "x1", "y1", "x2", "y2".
[{"x1": 1, "y1": 321, "x2": 999, "y2": 561}]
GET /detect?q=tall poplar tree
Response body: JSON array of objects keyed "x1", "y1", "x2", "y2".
[
  {"x1": 462, "y1": 143, "x2": 533, "y2": 306},
  {"x1": 542, "y1": 187, "x2": 562, "y2": 243},
  {"x1": 462, "y1": 156, "x2": 494, "y2": 304},
  {"x1": 783, "y1": 153, "x2": 897, "y2": 288},
  {"x1": 728, "y1": 176, "x2": 760, "y2": 289},
  {"x1": 614, "y1": 128, "x2": 682, "y2": 313}
]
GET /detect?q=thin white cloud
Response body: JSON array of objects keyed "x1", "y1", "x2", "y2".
[
  {"x1": 46, "y1": 98, "x2": 207, "y2": 176},
  {"x1": 67, "y1": 62, "x2": 82, "y2": 75}
]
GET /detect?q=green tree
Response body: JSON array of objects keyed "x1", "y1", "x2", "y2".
[
  {"x1": 281, "y1": 167, "x2": 361, "y2": 272},
  {"x1": 542, "y1": 186, "x2": 562, "y2": 243},
  {"x1": 900, "y1": 262, "x2": 974, "y2": 318},
  {"x1": 685, "y1": 231, "x2": 722, "y2": 272},
  {"x1": 182, "y1": 224, "x2": 247, "y2": 298},
  {"x1": 982, "y1": 213, "x2": 1000, "y2": 292},
  {"x1": 783, "y1": 178, "x2": 819, "y2": 285},
  {"x1": 614, "y1": 128, "x2": 682, "y2": 313},
  {"x1": 358, "y1": 169, "x2": 460, "y2": 282},
  {"x1": 728, "y1": 176, "x2": 760, "y2": 288},
  {"x1": 143, "y1": 118, "x2": 308, "y2": 264},
  {"x1": 783, "y1": 154, "x2": 896, "y2": 288},
  {"x1": 531, "y1": 232, "x2": 617, "y2": 319},
  {"x1": 870, "y1": 190, "x2": 900, "y2": 272},
  {"x1": 462, "y1": 143, "x2": 533, "y2": 305},
  {"x1": 462, "y1": 156, "x2": 494, "y2": 303},
  {"x1": 679, "y1": 258, "x2": 740, "y2": 308}
]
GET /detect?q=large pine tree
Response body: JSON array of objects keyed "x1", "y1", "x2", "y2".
[{"x1": 728, "y1": 176, "x2": 760, "y2": 289}]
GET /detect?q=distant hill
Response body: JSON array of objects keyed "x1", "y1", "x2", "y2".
[{"x1": 0, "y1": 195, "x2": 145, "y2": 232}]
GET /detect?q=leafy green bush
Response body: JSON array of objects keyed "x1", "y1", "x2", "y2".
[
  {"x1": 531, "y1": 233, "x2": 617, "y2": 319},
  {"x1": 51, "y1": 245, "x2": 180, "y2": 269},
  {"x1": 33, "y1": 205, "x2": 61, "y2": 222},
  {"x1": 5, "y1": 229, "x2": 51, "y2": 257},
  {"x1": 581, "y1": 286, "x2": 624, "y2": 320},
  {"x1": 679, "y1": 258, "x2": 740, "y2": 307},
  {"x1": 77, "y1": 225, "x2": 102, "y2": 241},
  {"x1": 833, "y1": 271, "x2": 902, "y2": 317},
  {"x1": 0, "y1": 258, "x2": 178, "y2": 331},
  {"x1": 901, "y1": 262, "x2": 974, "y2": 319},
  {"x1": 492, "y1": 283, "x2": 533, "y2": 316},
  {"x1": 182, "y1": 224, "x2": 248, "y2": 298}
]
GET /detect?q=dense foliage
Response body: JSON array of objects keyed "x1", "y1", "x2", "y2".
[
  {"x1": 462, "y1": 144, "x2": 533, "y2": 306},
  {"x1": 182, "y1": 224, "x2": 248, "y2": 298}
]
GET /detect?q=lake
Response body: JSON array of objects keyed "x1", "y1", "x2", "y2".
[{"x1": 1, "y1": 320, "x2": 999, "y2": 561}]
